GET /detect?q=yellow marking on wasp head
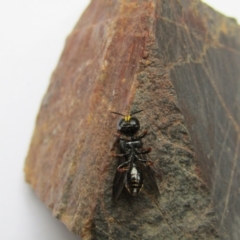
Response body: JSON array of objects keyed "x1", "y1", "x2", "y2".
[{"x1": 124, "y1": 115, "x2": 131, "y2": 121}]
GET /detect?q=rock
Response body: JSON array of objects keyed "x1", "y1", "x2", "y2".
[{"x1": 25, "y1": 0, "x2": 239, "y2": 239}]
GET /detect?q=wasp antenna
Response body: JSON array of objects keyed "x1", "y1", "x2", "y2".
[
  {"x1": 130, "y1": 110, "x2": 143, "y2": 116},
  {"x1": 110, "y1": 111, "x2": 125, "y2": 117}
]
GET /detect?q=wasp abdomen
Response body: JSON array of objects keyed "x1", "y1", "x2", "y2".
[{"x1": 125, "y1": 164, "x2": 143, "y2": 196}]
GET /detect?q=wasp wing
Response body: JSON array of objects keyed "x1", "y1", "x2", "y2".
[
  {"x1": 112, "y1": 156, "x2": 127, "y2": 201},
  {"x1": 144, "y1": 164, "x2": 160, "y2": 196},
  {"x1": 138, "y1": 154, "x2": 160, "y2": 196}
]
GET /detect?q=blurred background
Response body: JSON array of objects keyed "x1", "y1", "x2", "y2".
[{"x1": 0, "y1": 1, "x2": 239, "y2": 239}]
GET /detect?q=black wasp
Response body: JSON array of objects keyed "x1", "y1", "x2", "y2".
[{"x1": 110, "y1": 110, "x2": 160, "y2": 201}]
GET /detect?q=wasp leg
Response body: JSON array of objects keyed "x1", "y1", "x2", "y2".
[
  {"x1": 145, "y1": 161, "x2": 154, "y2": 166},
  {"x1": 134, "y1": 130, "x2": 148, "y2": 140},
  {"x1": 114, "y1": 132, "x2": 131, "y2": 141},
  {"x1": 117, "y1": 167, "x2": 129, "y2": 173},
  {"x1": 136, "y1": 147, "x2": 152, "y2": 154},
  {"x1": 117, "y1": 160, "x2": 131, "y2": 171},
  {"x1": 135, "y1": 154, "x2": 154, "y2": 165},
  {"x1": 111, "y1": 153, "x2": 127, "y2": 157}
]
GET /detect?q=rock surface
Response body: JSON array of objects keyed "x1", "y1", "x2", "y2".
[{"x1": 25, "y1": 0, "x2": 239, "y2": 239}]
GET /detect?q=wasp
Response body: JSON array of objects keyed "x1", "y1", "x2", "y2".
[{"x1": 110, "y1": 110, "x2": 160, "y2": 201}]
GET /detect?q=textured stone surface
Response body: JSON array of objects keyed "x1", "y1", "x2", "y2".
[
  {"x1": 25, "y1": 0, "x2": 239, "y2": 239},
  {"x1": 160, "y1": 1, "x2": 240, "y2": 239}
]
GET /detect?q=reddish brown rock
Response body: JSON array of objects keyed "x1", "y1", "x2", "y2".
[{"x1": 25, "y1": 0, "x2": 240, "y2": 239}]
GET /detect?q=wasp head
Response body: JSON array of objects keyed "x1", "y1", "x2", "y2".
[{"x1": 111, "y1": 110, "x2": 142, "y2": 136}]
